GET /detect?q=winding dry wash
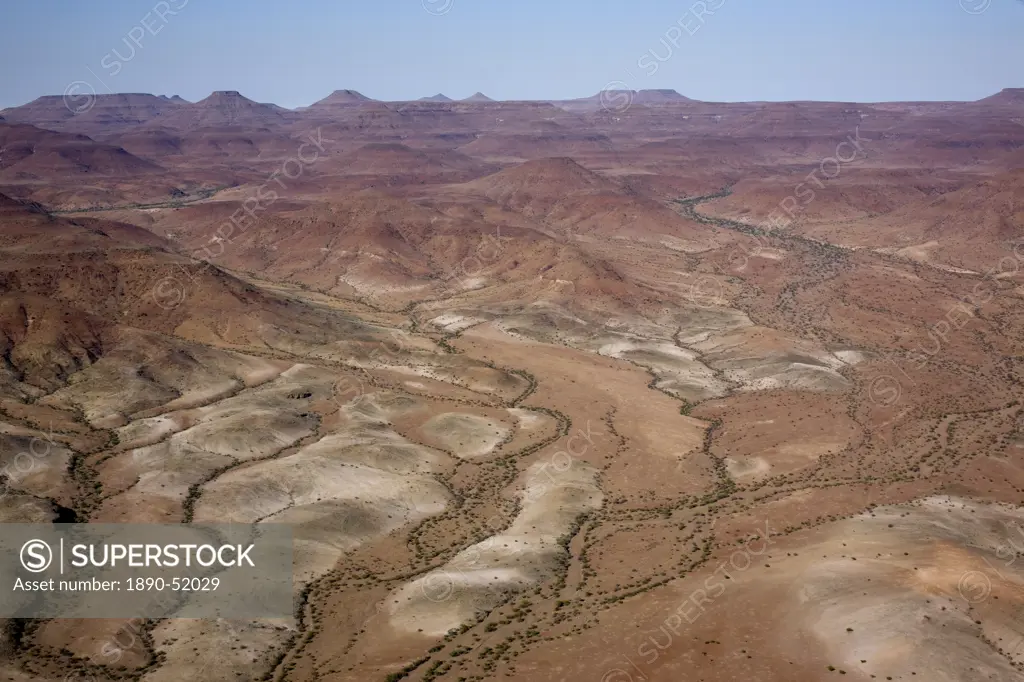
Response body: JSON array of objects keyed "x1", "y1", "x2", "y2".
[{"x1": 1, "y1": 11, "x2": 1024, "y2": 678}]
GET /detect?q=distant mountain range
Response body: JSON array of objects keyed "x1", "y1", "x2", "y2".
[{"x1": 6, "y1": 86, "x2": 1023, "y2": 119}]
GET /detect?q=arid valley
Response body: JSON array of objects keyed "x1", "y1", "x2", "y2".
[{"x1": 0, "y1": 80, "x2": 1023, "y2": 682}]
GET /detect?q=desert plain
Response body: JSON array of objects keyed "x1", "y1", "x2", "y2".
[{"x1": 0, "y1": 85, "x2": 1022, "y2": 681}]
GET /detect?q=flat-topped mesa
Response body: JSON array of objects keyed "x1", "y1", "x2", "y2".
[
  {"x1": 192, "y1": 90, "x2": 292, "y2": 115},
  {"x1": 586, "y1": 88, "x2": 694, "y2": 104},
  {"x1": 977, "y1": 88, "x2": 1024, "y2": 105},
  {"x1": 23, "y1": 92, "x2": 168, "y2": 104},
  {"x1": 191, "y1": 90, "x2": 283, "y2": 113},
  {"x1": 0, "y1": 92, "x2": 183, "y2": 127},
  {"x1": 310, "y1": 89, "x2": 375, "y2": 107},
  {"x1": 635, "y1": 88, "x2": 694, "y2": 103},
  {"x1": 152, "y1": 90, "x2": 289, "y2": 128},
  {"x1": 197, "y1": 90, "x2": 253, "y2": 106},
  {"x1": 5, "y1": 91, "x2": 176, "y2": 111}
]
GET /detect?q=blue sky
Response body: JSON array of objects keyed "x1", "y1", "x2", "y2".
[{"x1": 1, "y1": 0, "x2": 1021, "y2": 109}]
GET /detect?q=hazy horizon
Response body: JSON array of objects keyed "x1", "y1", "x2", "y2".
[
  {"x1": 5, "y1": 84, "x2": 1024, "y2": 111},
  {"x1": 1, "y1": 0, "x2": 1022, "y2": 110}
]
